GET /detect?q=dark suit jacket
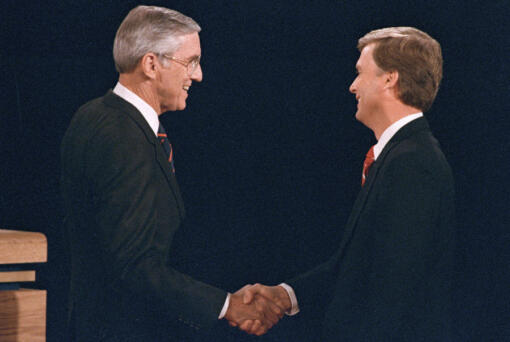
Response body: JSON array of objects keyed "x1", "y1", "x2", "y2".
[
  {"x1": 61, "y1": 91, "x2": 227, "y2": 341},
  {"x1": 288, "y1": 117, "x2": 455, "y2": 341}
]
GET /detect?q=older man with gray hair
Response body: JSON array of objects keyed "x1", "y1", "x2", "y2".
[{"x1": 61, "y1": 5, "x2": 282, "y2": 341}]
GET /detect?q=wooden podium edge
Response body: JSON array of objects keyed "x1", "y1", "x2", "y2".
[{"x1": 0, "y1": 229, "x2": 48, "y2": 264}]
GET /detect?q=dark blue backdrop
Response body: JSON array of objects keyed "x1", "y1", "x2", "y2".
[{"x1": 2, "y1": 1, "x2": 509, "y2": 341}]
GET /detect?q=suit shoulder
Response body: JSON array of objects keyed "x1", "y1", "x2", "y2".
[
  {"x1": 65, "y1": 94, "x2": 142, "y2": 141},
  {"x1": 73, "y1": 95, "x2": 126, "y2": 127},
  {"x1": 387, "y1": 132, "x2": 453, "y2": 180}
]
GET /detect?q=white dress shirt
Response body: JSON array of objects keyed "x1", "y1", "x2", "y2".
[
  {"x1": 112, "y1": 82, "x2": 232, "y2": 319},
  {"x1": 373, "y1": 112, "x2": 423, "y2": 160},
  {"x1": 113, "y1": 82, "x2": 160, "y2": 136}
]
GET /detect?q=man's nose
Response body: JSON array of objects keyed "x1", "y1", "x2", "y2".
[
  {"x1": 349, "y1": 80, "x2": 356, "y2": 94},
  {"x1": 191, "y1": 63, "x2": 203, "y2": 82}
]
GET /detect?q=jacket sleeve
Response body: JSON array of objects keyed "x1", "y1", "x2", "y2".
[{"x1": 285, "y1": 244, "x2": 341, "y2": 313}]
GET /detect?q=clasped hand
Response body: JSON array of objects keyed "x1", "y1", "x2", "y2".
[{"x1": 225, "y1": 284, "x2": 292, "y2": 336}]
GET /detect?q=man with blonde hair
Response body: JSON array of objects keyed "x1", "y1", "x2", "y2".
[
  {"x1": 244, "y1": 27, "x2": 455, "y2": 341},
  {"x1": 61, "y1": 5, "x2": 282, "y2": 341}
]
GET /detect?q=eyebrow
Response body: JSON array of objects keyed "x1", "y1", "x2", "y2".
[{"x1": 173, "y1": 54, "x2": 200, "y2": 62}]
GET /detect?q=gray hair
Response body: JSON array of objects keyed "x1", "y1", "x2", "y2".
[{"x1": 113, "y1": 5, "x2": 201, "y2": 73}]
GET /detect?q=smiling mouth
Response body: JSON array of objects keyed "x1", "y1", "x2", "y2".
[{"x1": 183, "y1": 86, "x2": 190, "y2": 91}]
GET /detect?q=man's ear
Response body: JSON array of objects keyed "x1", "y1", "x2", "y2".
[
  {"x1": 384, "y1": 70, "x2": 399, "y2": 89},
  {"x1": 140, "y1": 53, "x2": 158, "y2": 79}
]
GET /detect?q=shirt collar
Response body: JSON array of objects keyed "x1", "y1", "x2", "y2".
[
  {"x1": 373, "y1": 112, "x2": 423, "y2": 160},
  {"x1": 113, "y1": 82, "x2": 160, "y2": 137}
]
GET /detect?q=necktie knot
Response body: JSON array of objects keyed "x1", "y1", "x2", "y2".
[
  {"x1": 361, "y1": 145, "x2": 375, "y2": 186},
  {"x1": 158, "y1": 123, "x2": 175, "y2": 173}
]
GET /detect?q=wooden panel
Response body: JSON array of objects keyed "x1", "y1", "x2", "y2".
[
  {"x1": 0, "y1": 271, "x2": 36, "y2": 283},
  {"x1": 0, "y1": 289, "x2": 46, "y2": 341},
  {"x1": 0, "y1": 230, "x2": 47, "y2": 264}
]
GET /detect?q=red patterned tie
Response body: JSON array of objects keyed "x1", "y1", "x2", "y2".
[
  {"x1": 157, "y1": 123, "x2": 175, "y2": 173},
  {"x1": 361, "y1": 145, "x2": 375, "y2": 186}
]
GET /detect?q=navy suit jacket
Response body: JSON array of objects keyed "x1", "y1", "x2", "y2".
[
  {"x1": 288, "y1": 117, "x2": 455, "y2": 341},
  {"x1": 61, "y1": 91, "x2": 227, "y2": 341}
]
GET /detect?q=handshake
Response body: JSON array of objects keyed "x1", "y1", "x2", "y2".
[{"x1": 224, "y1": 284, "x2": 292, "y2": 336}]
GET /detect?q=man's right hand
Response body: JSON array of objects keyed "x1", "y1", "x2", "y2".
[
  {"x1": 225, "y1": 285, "x2": 284, "y2": 336},
  {"x1": 242, "y1": 283, "x2": 292, "y2": 313}
]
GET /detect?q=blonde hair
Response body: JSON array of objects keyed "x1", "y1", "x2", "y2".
[{"x1": 358, "y1": 27, "x2": 443, "y2": 112}]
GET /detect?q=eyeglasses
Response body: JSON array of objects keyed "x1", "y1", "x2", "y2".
[{"x1": 162, "y1": 54, "x2": 201, "y2": 76}]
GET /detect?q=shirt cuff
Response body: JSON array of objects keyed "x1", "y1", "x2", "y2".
[
  {"x1": 279, "y1": 283, "x2": 300, "y2": 316},
  {"x1": 218, "y1": 293, "x2": 231, "y2": 319}
]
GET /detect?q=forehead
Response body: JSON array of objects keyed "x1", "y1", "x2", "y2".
[
  {"x1": 356, "y1": 43, "x2": 377, "y2": 69},
  {"x1": 174, "y1": 32, "x2": 201, "y2": 57}
]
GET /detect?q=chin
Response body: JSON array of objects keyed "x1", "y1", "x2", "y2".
[
  {"x1": 163, "y1": 101, "x2": 186, "y2": 112},
  {"x1": 355, "y1": 111, "x2": 370, "y2": 127},
  {"x1": 355, "y1": 110, "x2": 363, "y2": 122},
  {"x1": 174, "y1": 97, "x2": 187, "y2": 111}
]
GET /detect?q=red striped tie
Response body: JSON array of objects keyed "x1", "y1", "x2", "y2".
[
  {"x1": 157, "y1": 124, "x2": 175, "y2": 173},
  {"x1": 361, "y1": 145, "x2": 375, "y2": 186}
]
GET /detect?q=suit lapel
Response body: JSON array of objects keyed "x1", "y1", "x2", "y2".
[
  {"x1": 155, "y1": 141, "x2": 186, "y2": 219},
  {"x1": 103, "y1": 91, "x2": 186, "y2": 219},
  {"x1": 333, "y1": 117, "x2": 431, "y2": 266}
]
